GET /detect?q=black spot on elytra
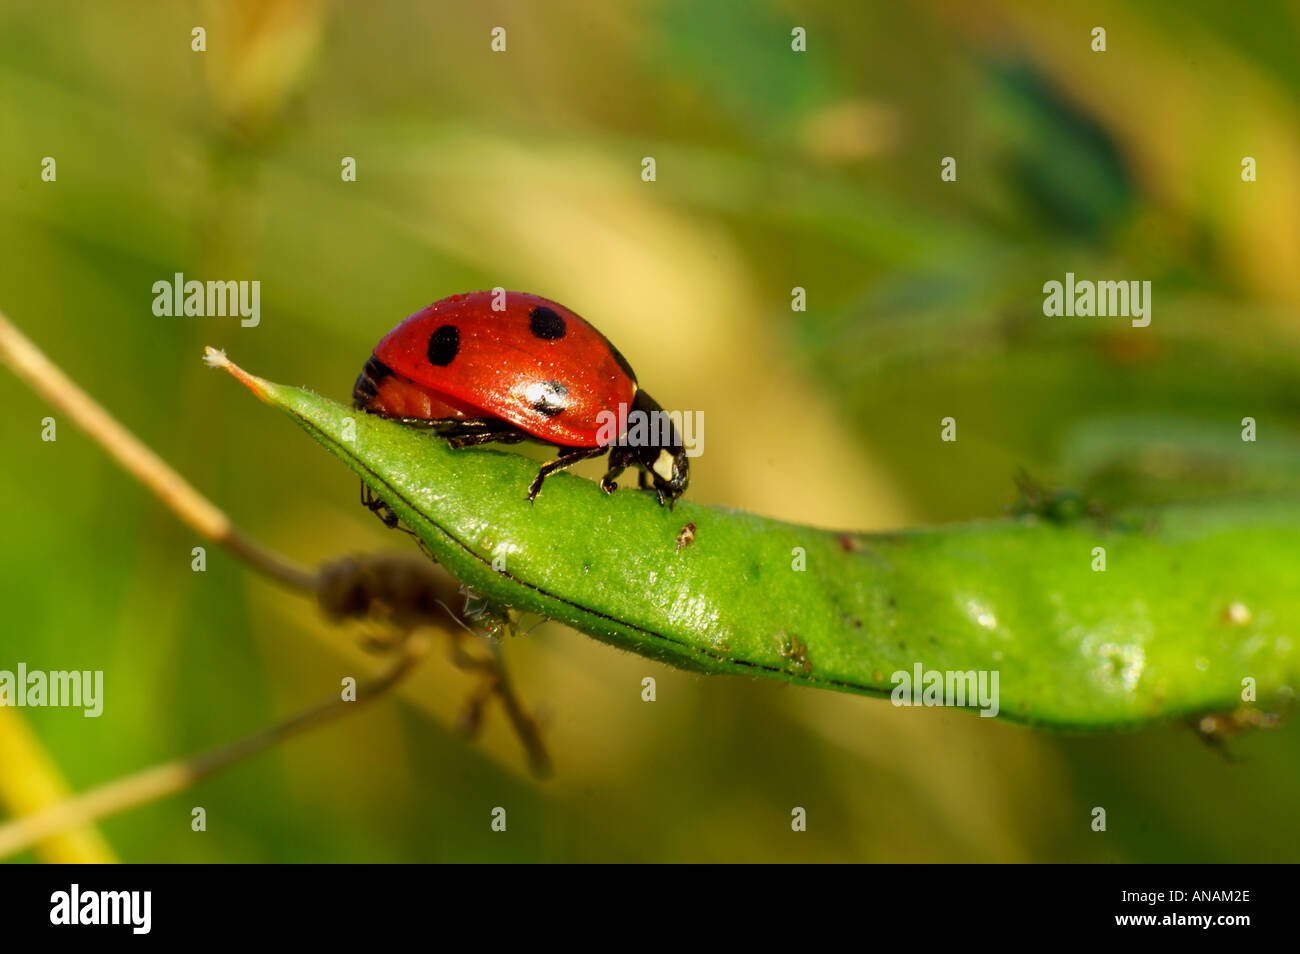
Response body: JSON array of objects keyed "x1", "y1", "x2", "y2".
[
  {"x1": 426, "y1": 325, "x2": 460, "y2": 366},
  {"x1": 528, "y1": 379, "x2": 568, "y2": 417},
  {"x1": 529, "y1": 306, "x2": 567, "y2": 340}
]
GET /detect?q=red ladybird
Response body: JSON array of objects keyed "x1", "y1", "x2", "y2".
[{"x1": 353, "y1": 291, "x2": 689, "y2": 506}]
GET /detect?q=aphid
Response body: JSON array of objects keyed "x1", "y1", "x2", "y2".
[{"x1": 353, "y1": 291, "x2": 689, "y2": 505}]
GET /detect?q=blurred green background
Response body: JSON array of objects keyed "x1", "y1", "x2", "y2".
[{"x1": 2, "y1": 0, "x2": 1299, "y2": 862}]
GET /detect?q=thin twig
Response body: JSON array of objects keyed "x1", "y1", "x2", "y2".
[
  {"x1": 483, "y1": 642, "x2": 553, "y2": 778},
  {"x1": 0, "y1": 634, "x2": 431, "y2": 860},
  {"x1": 0, "y1": 308, "x2": 316, "y2": 591},
  {"x1": 0, "y1": 708, "x2": 118, "y2": 863},
  {"x1": 446, "y1": 629, "x2": 553, "y2": 778},
  {"x1": 0, "y1": 308, "x2": 552, "y2": 856}
]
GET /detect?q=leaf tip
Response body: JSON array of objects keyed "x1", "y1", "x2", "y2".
[{"x1": 204, "y1": 346, "x2": 271, "y2": 401}]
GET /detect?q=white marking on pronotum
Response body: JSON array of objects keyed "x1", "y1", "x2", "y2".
[{"x1": 652, "y1": 449, "x2": 674, "y2": 481}]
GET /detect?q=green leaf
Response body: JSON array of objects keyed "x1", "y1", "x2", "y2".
[{"x1": 209, "y1": 350, "x2": 1300, "y2": 730}]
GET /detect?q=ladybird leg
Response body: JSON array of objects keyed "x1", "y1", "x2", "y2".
[
  {"x1": 433, "y1": 419, "x2": 528, "y2": 449},
  {"x1": 446, "y1": 430, "x2": 527, "y2": 449},
  {"x1": 600, "y1": 446, "x2": 634, "y2": 494},
  {"x1": 391, "y1": 417, "x2": 440, "y2": 430},
  {"x1": 528, "y1": 446, "x2": 608, "y2": 502},
  {"x1": 429, "y1": 417, "x2": 499, "y2": 437},
  {"x1": 602, "y1": 468, "x2": 628, "y2": 494},
  {"x1": 360, "y1": 480, "x2": 401, "y2": 529}
]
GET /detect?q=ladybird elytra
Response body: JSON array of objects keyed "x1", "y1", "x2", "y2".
[{"x1": 353, "y1": 291, "x2": 689, "y2": 506}]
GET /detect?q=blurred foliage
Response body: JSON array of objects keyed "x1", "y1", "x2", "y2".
[{"x1": 1, "y1": 0, "x2": 1298, "y2": 861}]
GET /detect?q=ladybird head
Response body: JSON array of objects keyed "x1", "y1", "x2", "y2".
[{"x1": 630, "y1": 389, "x2": 689, "y2": 506}]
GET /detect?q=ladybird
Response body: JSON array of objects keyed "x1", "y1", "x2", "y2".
[{"x1": 353, "y1": 291, "x2": 689, "y2": 506}]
